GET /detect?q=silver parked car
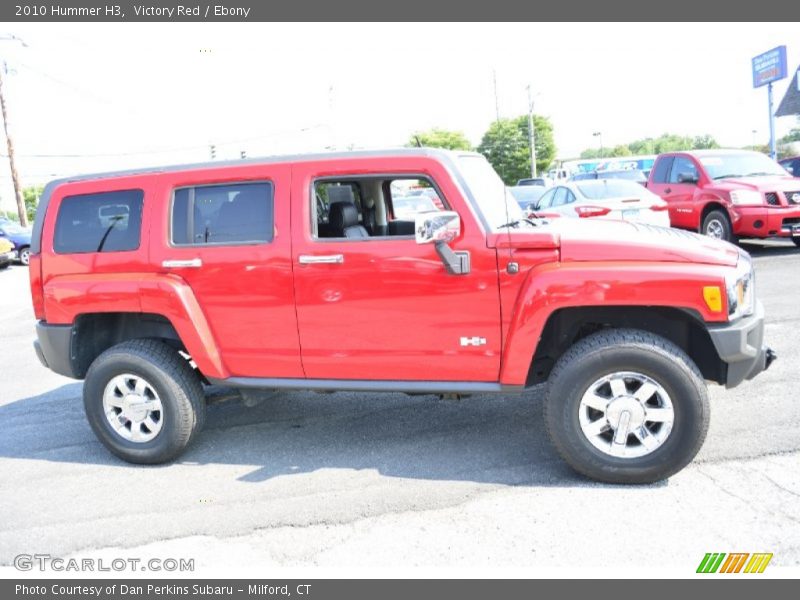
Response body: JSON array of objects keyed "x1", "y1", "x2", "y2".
[{"x1": 532, "y1": 179, "x2": 670, "y2": 226}]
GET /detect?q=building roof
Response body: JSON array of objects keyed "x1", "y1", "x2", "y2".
[{"x1": 776, "y1": 68, "x2": 800, "y2": 117}]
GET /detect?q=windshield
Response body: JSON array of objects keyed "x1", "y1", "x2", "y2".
[
  {"x1": 456, "y1": 155, "x2": 524, "y2": 229},
  {"x1": 699, "y1": 152, "x2": 788, "y2": 179},
  {"x1": 577, "y1": 179, "x2": 652, "y2": 200}
]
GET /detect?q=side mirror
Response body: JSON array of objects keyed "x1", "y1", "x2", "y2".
[
  {"x1": 677, "y1": 172, "x2": 698, "y2": 184},
  {"x1": 414, "y1": 211, "x2": 470, "y2": 275},
  {"x1": 415, "y1": 211, "x2": 461, "y2": 245}
]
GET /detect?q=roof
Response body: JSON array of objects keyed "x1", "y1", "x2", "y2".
[
  {"x1": 51, "y1": 147, "x2": 472, "y2": 186},
  {"x1": 675, "y1": 148, "x2": 762, "y2": 156}
]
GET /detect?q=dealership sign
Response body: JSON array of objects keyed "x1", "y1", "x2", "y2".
[{"x1": 752, "y1": 46, "x2": 788, "y2": 88}]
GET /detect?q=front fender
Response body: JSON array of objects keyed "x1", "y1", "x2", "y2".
[
  {"x1": 499, "y1": 261, "x2": 728, "y2": 385},
  {"x1": 42, "y1": 273, "x2": 227, "y2": 379}
]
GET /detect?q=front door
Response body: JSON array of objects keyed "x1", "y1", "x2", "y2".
[{"x1": 290, "y1": 163, "x2": 502, "y2": 382}]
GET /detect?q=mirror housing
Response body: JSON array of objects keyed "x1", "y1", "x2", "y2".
[
  {"x1": 415, "y1": 211, "x2": 461, "y2": 244},
  {"x1": 415, "y1": 211, "x2": 469, "y2": 275},
  {"x1": 677, "y1": 172, "x2": 698, "y2": 184}
]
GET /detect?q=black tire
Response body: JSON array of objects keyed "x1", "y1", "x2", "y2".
[
  {"x1": 792, "y1": 237, "x2": 800, "y2": 248},
  {"x1": 83, "y1": 339, "x2": 205, "y2": 464},
  {"x1": 0, "y1": 262, "x2": 8, "y2": 270},
  {"x1": 702, "y1": 209, "x2": 736, "y2": 243},
  {"x1": 19, "y1": 246, "x2": 30, "y2": 266},
  {"x1": 543, "y1": 329, "x2": 710, "y2": 484}
]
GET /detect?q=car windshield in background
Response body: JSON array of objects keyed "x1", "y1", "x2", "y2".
[
  {"x1": 598, "y1": 170, "x2": 646, "y2": 182},
  {"x1": 699, "y1": 152, "x2": 788, "y2": 180},
  {"x1": 577, "y1": 179, "x2": 650, "y2": 200},
  {"x1": 509, "y1": 186, "x2": 546, "y2": 204},
  {"x1": 393, "y1": 196, "x2": 437, "y2": 220},
  {"x1": 0, "y1": 221, "x2": 28, "y2": 234},
  {"x1": 456, "y1": 154, "x2": 524, "y2": 228}
]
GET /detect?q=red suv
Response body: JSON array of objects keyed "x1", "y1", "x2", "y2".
[
  {"x1": 28, "y1": 149, "x2": 774, "y2": 483},
  {"x1": 646, "y1": 149, "x2": 800, "y2": 244}
]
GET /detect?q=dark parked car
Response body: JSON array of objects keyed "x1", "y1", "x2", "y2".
[
  {"x1": 0, "y1": 237, "x2": 13, "y2": 269},
  {"x1": 0, "y1": 218, "x2": 32, "y2": 265},
  {"x1": 516, "y1": 177, "x2": 549, "y2": 187},
  {"x1": 779, "y1": 156, "x2": 800, "y2": 177}
]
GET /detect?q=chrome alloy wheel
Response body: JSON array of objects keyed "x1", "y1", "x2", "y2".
[
  {"x1": 102, "y1": 373, "x2": 164, "y2": 443},
  {"x1": 578, "y1": 371, "x2": 674, "y2": 459},
  {"x1": 705, "y1": 219, "x2": 724, "y2": 239}
]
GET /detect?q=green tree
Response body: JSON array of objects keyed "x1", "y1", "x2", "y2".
[
  {"x1": 780, "y1": 118, "x2": 800, "y2": 143},
  {"x1": 477, "y1": 115, "x2": 556, "y2": 185},
  {"x1": 23, "y1": 185, "x2": 43, "y2": 224},
  {"x1": 610, "y1": 144, "x2": 632, "y2": 157},
  {"x1": 407, "y1": 128, "x2": 473, "y2": 151},
  {"x1": 579, "y1": 133, "x2": 720, "y2": 159},
  {"x1": 692, "y1": 134, "x2": 720, "y2": 150}
]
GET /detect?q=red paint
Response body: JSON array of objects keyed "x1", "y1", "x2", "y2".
[
  {"x1": 648, "y1": 151, "x2": 800, "y2": 238},
  {"x1": 30, "y1": 152, "x2": 746, "y2": 385}
]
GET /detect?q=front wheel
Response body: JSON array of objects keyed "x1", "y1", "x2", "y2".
[
  {"x1": 83, "y1": 339, "x2": 205, "y2": 464},
  {"x1": 18, "y1": 247, "x2": 30, "y2": 266},
  {"x1": 792, "y1": 236, "x2": 800, "y2": 248},
  {"x1": 702, "y1": 209, "x2": 735, "y2": 243},
  {"x1": 543, "y1": 329, "x2": 710, "y2": 484}
]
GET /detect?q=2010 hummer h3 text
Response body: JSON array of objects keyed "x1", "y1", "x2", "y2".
[{"x1": 29, "y1": 149, "x2": 775, "y2": 483}]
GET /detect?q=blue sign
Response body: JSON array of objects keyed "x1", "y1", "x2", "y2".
[{"x1": 752, "y1": 46, "x2": 788, "y2": 88}]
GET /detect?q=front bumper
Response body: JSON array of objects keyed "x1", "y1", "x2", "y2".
[
  {"x1": 0, "y1": 251, "x2": 13, "y2": 265},
  {"x1": 731, "y1": 205, "x2": 800, "y2": 238},
  {"x1": 706, "y1": 300, "x2": 775, "y2": 388},
  {"x1": 33, "y1": 321, "x2": 79, "y2": 379}
]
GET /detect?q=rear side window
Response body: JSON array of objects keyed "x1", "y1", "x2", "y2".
[
  {"x1": 172, "y1": 182, "x2": 273, "y2": 245},
  {"x1": 54, "y1": 189, "x2": 144, "y2": 254},
  {"x1": 650, "y1": 157, "x2": 674, "y2": 184}
]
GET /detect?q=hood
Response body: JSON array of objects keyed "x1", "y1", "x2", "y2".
[
  {"x1": 712, "y1": 175, "x2": 799, "y2": 192},
  {"x1": 488, "y1": 219, "x2": 739, "y2": 267}
]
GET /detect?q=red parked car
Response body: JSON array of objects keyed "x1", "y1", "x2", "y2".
[
  {"x1": 646, "y1": 149, "x2": 800, "y2": 244},
  {"x1": 28, "y1": 149, "x2": 774, "y2": 483}
]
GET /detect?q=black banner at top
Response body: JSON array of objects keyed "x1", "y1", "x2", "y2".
[{"x1": 2, "y1": 0, "x2": 800, "y2": 21}]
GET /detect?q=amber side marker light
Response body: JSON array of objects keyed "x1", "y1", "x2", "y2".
[{"x1": 703, "y1": 286, "x2": 723, "y2": 313}]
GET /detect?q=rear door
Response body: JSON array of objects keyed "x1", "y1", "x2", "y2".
[
  {"x1": 151, "y1": 165, "x2": 303, "y2": 379},
  {"x1": 663, "y1": 156, "x2": 701, "y2": 228}
]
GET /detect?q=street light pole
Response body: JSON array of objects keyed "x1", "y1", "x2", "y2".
[
  {"x1": 0, "y1": 35, "x2": 27, "y2": 227},
  {"x1": 593, "y1": 131, "x2": 603, "y2": 158},
  {"x1": 526, "y1": 85, "x2": 537, "y2": 178}
]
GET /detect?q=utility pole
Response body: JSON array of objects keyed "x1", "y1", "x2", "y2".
[
  {"x1": 767, "y1": 82, "x2": 777, "y2": 159},
  {"x1": 492, "y1": 69, "x2": 500, "y2": 122},
  {"x1": 0, "y1": 35, "x2": 28, "y2": 227},
  {"x1": 526, "y1": 85, "x2": 537, "y2": 178}
]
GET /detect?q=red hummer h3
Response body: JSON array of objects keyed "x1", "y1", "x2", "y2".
[
  {"x1": 29, "y1": 149, "x2": 774, "y2": 483},
  {"x1": 646, "y1": 149, "x2": 800, "y2": 244}
]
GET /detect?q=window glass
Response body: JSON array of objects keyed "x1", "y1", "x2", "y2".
[
  {"x1": 650, "y1": 157, "x2": 674, "y2": 184},
  {"x1": 669, "y1": 157, "x2": 699, "y2": 183},
  {"x1": 389, "y1": 179, "x2": 444, "y2": 220},
  {"x1": 537, "y1": 189, "x2": 556, "y2": 208},
  {"x1": 54, "y1": 189, "x2": 143, "y2": 254},
  {"x1": 552, "y1": 187, "x2": 569, "y2": 206},
  {"x1": 172, "y1": 182, "x2": 273, "y2": 245}
]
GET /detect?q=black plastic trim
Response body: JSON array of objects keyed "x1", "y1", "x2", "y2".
[{"x1": 207, "y1": 376, "x2": 523, "y2": 395}]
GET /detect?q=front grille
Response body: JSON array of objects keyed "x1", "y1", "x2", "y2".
[
  {"x1": 765, "y1": 192, "x2": 780, "y2": 205},
  {"x1": 785, "y1": 191, "x2": 800, "y2": 205}
]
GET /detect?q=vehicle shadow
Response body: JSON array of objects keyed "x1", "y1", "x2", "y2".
[
  {"x1": 0, "y1": 383, "x2": 649, "y2": 488},
  {"x1": 739, "y1": 240, "x2": 800, "y2": 257}
]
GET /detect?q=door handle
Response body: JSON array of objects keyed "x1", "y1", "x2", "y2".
[
  {"x1": 162, "y1": 258, "x2": 202, "y2": 268},
  {"x1": 664, "y1": 187, "x2": 672, "y2": 194},
  {"x1": 298, "y1": 254, "x2": 344, "y2": 265}
]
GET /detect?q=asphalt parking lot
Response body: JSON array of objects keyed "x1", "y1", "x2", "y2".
[{"x1": 0, "y1": 241, "x2": 798, "y2": 575}]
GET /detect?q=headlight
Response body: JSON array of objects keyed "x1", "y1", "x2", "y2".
[
  {"x1": 730, "y1": 190, "x2": 763, "y2": 205},
  {"x1": 725, "y1": 252, "x2": 755, "y2": 320}
]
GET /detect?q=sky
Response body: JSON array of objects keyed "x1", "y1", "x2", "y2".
[{"x1": 0, "y1": 22, "x2": 799, "y2": 212}]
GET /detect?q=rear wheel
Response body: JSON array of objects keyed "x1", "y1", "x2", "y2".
[
  {"x1": 543, "y1": 329, "x2": 710, "y2": 484},
  {"x1": 83, "y1": 339, "x2": 205, "y2": 464},
  {"x1": 702, "y1": 209, "x2": 735, "y2": 243}
]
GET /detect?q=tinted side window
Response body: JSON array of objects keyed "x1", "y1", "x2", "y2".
[
  {"x1": 650, "y1": 157, "x2": 674, "y2": 184},
  {"x1": 172, "y1": 182, "x2": 273, "y2": 245},
  {"x1": 669, "y1": 157, "x2": 698, "y2": 184},
  {"x1": 552, "y1": 187, "x2": 569, "y2": 206},
  {"x1": 54, "y1": 189, "x2": 143, "y2": 254},
  {"x1": 537, "y1": 189, "x2": 556, "y2": 208}
]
